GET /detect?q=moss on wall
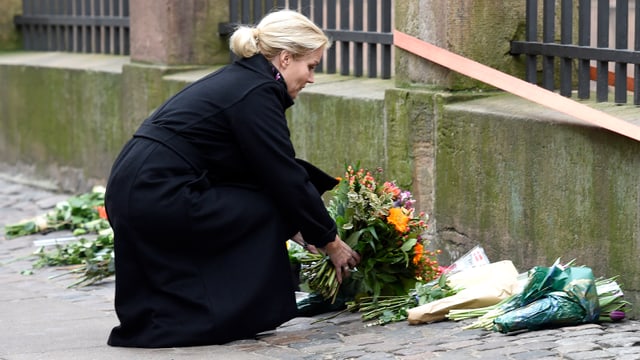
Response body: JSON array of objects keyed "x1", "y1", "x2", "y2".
[
  {"x1": 0, "y1": 59, "x2": 195, "y2": 191},
  {"x1": 435, "y1": 97, "x2": 640, "y2": 315},
  {"x1": 289, "y1": 93, "x2": 389, "y2": 177},
  {"x1": 394, "y1": 0, "x2": 526, "y2": 90},
  {"x1": 0, "y1": 0, "x2": 21, "y2": 51}
]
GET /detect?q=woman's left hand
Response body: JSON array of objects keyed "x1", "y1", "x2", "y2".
[{"x1": 320, "y1": 235, "x2": 361, "y2": 283}]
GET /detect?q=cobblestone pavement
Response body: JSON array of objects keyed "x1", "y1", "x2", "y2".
[{"x1": 1, "y1": 174, "x2": 640, "y2": 359}]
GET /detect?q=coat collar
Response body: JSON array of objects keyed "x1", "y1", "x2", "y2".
[{"x1": 236, "y1": 55, "x2": 294, "y2": 109}]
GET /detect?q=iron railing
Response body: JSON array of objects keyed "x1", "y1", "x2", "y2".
[
  {"x1": 511, "y1": 0, "x2": 640, "y2": 105},
  {"x1": 14, "y1": 0, "x2": 130, "y2": 55},
  {"x1": 218, "y1": 0, "x2": 394, "y2": 79}
]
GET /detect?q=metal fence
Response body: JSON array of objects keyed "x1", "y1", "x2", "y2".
[
  {"x1": 510, "y1": 0, "x2": 640, "y2": 105},
  {"x1": 13, "y1": 0, "x2": 130, "y2": 55},
  {"x1": 218, "y1": 0, "x2": 394, "y2": 79}
]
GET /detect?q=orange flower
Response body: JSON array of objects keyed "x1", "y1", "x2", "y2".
[
  {"x1": 95, "y1": 206, "x2": 108, "y2": 220},
  {"x1": 387, "y1": 207, "x2": 409, "y2": 233},
  {"x1": 412, "y1": 242, "x2": 424, "y2": 265}
]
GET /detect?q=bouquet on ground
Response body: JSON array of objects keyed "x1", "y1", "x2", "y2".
[
  {"x1": 295, "y1": 165, "x2": 441, "y2": 303},
  {"x1": 447, "y1": 259, "x2": 632, "y2": 332},
  {"x1": 4, "y1": 186, "x2": 115, "y2": 287},
  {"x1": 4, "y1": 186, "x2": 110, "y2": 238}
]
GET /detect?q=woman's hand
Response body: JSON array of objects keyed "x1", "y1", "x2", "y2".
[{"x1": 320, "y1": 235, "x2": 361, "y2": 283}]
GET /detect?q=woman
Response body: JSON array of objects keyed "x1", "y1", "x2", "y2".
[{"x1": 105, "y1": 10, "x2": 360, "y2": 348}]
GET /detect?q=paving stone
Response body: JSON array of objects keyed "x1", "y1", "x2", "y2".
[
  {"x1": 563, "y1": 350, "x2": 618, "y2": 360},
  {"x1": 598, "y1": 336, "x2": 640, "y2": 347},
  {"x1": 556, "y1": 342, "x2": 602, "y2": 354},
  {"x1": 436, "y1": 339, "x2": 483, "y2": 350},
  {"x1": 511, "y1": 349, "x2": 560, "y2": 360}
]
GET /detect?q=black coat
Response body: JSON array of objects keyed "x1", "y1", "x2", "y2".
[{"x1": 105, "y1": 54, "x2": 338, "y2": 348}]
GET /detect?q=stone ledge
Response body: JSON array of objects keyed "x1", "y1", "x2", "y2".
[
  {"x1": 447, "y1": 92, "x2": 640, "y2": 136},
  {"x1": 0, "y1": 51, "x2": 394, "y2": 100},
  {"x1": 0, "y1": 51, "x2": 129, "y2": 73}
]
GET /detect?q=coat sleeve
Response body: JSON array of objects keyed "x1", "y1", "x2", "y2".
[
  {"x1": 295, "y1": 159, "x2": 339, "y2": 194},
  {"x1": 228, "y1": 82, "x2": 338, "y2": 247}
]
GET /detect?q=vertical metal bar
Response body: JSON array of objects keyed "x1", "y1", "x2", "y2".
[
  {"x1": 325, "y1": 0, "x2": 336, "y2": 74},
  {"x1": 353, "y1": 0, "x2": 363, "y2": 77},
  {"x1": 381, "y1": 0, "x2": 391, "y2": 79},
  {"x1": 596, "y1": 0, "x2": 609, "y2": 102},
  {"x1": 614, "y1": 0, "x2": 628, "y2": 103},
  {"x1": 57, "y1": 0, "x2": 65, "y2": 51},
  {"x1": 84, "y1": 0, "x2": 90, "y2": 52},
  {"x1": 104, "y1": 0, "x2": 111, "y2": 54},
  {"x1": 113, "y1": 0, "x2": 120, "y2": 55},
  {"x1": 36, "y1": 0, "x2": 46, "y2": 50},
  {"x1": 48, "y1": 0, "x2": 56, "y2": 51},
  {"x1": 339, "y1": 0, "x2": 349, "y2": 76},
  {"x1": 59, "y1": 0, "x2": 66, "y2": 51},
  {"x1": 252, "y1": 0, "x2": 261, "y2": 23},
  {"x1": 58, "y1": 0, "x2": 65, "y2": 50},
  {"x1": 122, "y1": 0, "x2": 130, "y2": 55},
  {"x1": 80, "y1": 0, "x2": 91, "y2": 53},
  {"x1": 542, "y1": 0, "x2": 555, "y2": 91},
  {"x1": 55, "y1": 0, "x2": 61, "y2": 50},
  {"x1": 300, "y1": 0, "x2": 311, "y2": 17},
  {"x1": 97, "y1": 0, "x2": 104, "y2": 54},
  {"x1": 94, "y1": 0, "x2": 100, "y2": 53},
  {"x1": 241, "y1": 0, "x2": 250, "y2": 23},
  {"x1": 289, "y1": 0, "x2": 299, "y2": 11},
  {"x1": 21, "y1": 0, "x2": 31, "y2": 50},
  {"x1": 66, "y1": 0, "x2": 74, "y2": 52},
  {"x1": 635, "y1": 0, "x2": 640, "y2": 105},
  {"x1": 559, "y1": 0, "x2": 572, "y2": 97},
  {"x1": 367, "y1": 0, "x2": 377, "y2": 78},
  {"x1": 230, "y1": 0, "x2": 239, "y2": 23},
  {"x1": 73, "y1": 0, "x2": 79, "y2": 52},
  {"x1": 313, "y1": 0, "x2": 324, "y2": 72},
  {"x1": 39, "y1": 0, "x2": 47, "y2": 50},
  {"x1": 577, "y1": 0, "x2": 590, "y2": 99},
  {"x1": 36, "y1": 0, "x2": 44, "y2": 50},
  {"x1": 275, "y1": 0, "x2": 286, "y2": 10},
  {"x1": 113, "y1": 0, "x2": 118, "y2": 54},
  {"x1": 50, "y1": 0, "x2": 57, "y2": 51},
  {"x1": 525, "y1": 0, "x2": 538, "y2": 84}
]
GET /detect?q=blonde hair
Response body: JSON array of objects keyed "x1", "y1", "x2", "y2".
[{"x1": 229, "y1": 10, "x2": 331, "y2": 60}]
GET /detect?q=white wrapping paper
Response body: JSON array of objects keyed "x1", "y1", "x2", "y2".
[{"x1": 407, "y1": 260, "x2": 520, "y2": 324}]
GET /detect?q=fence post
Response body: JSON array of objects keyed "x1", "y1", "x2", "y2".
[
  {"x1": 394, "y1": 0, "x2": 526, "y2": 90},
  {"x1": 129, "y1": 0, "x2": 228, "y2": 65}
]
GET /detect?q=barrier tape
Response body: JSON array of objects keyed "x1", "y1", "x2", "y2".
[
  {"x1": 589, "y1": 66, "x2": 634, "y2": 92},
  {"x1": 393, "y1": 30, "x2": 640, "y2": 142}
]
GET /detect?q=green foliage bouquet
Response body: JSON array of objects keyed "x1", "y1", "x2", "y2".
[{"x1": 297, "y1": 165, "x2": 441, "y2": 302}]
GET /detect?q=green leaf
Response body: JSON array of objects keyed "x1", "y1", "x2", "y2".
[{"x1": 400, "y1": 238, "x2": 417, "y2": 252}]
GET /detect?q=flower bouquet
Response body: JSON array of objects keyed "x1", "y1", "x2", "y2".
[
  {"x1": 4, "y1": 186, "x2": 115, "y2": 287},
  {"x1": 447, "y1": 259, "x2": 633, "y2": 332},
  {"x1": 295, "y1": 165, "x2": 441, "y2": 303}
]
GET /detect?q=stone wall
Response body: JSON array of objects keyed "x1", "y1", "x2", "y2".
[{"x1": 1, "y1": 54, "x2": 639, "y2": 316}]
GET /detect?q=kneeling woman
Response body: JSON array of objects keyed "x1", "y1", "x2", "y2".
[{"x1": 105, "y1": 10, "x2": 360, "y2": 348}]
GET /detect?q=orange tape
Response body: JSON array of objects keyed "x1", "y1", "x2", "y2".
[
  {"x1": 393, "y1": 30, "x2": 640, "y2": 142},
  {"x1": 589, "y1": 66, "x2": 634, "y2": 92}
]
